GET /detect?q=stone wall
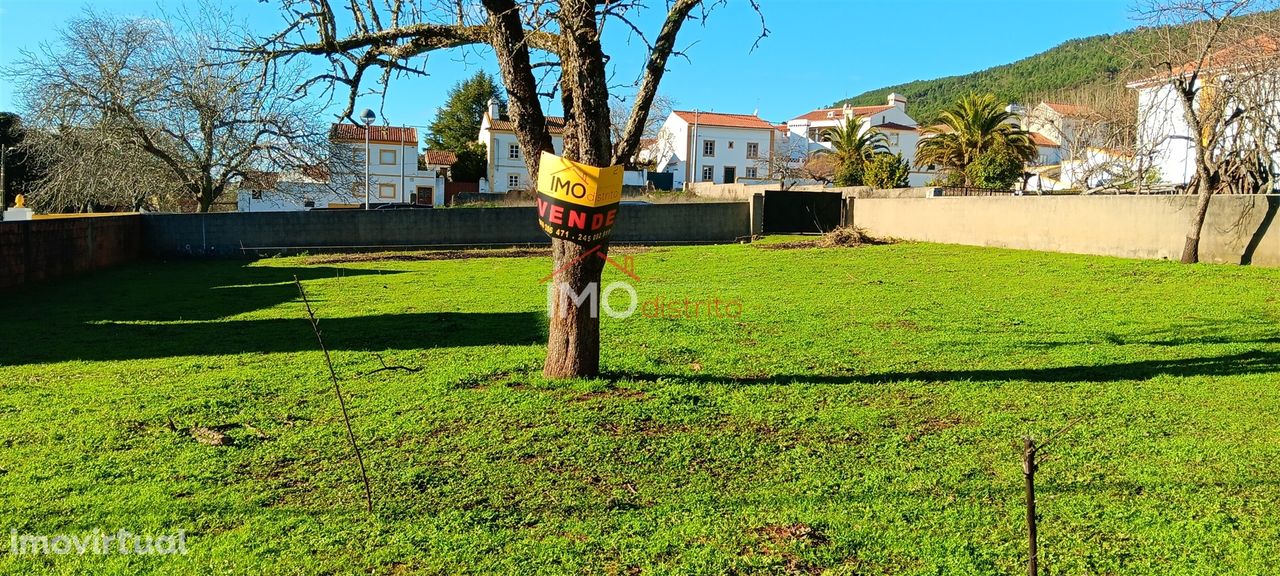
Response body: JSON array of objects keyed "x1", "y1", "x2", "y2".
[{"x1": 0, "y1": 215, "x2": 143, "y2": 290}]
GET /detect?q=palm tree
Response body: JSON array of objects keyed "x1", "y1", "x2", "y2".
[
  {"x1": 915, "y1": 93, "x2": 1037, "y2": 185},
  {"x1": 822, "y1": 115, "x2": 891, "y2": 167},
  {"x1": 820, "y1": 115, "x2": 890, "y2": 186}
]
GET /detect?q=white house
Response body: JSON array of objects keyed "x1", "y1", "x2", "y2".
[
  {"x1": 1127, "y1": 35, "x2": 1280, "y2": 188},
  {"x1": 786, "y1": 94, "x2": 934, "y2": 186},
  {"x1": 478, "y1": 98, "x2": 565, "y2": 193},
  {"x1": 238, "y1": 124, "x2": 446, "y2": 211},
  {"x1": 1022, "y1": 102, "x2": 1097, "y2": 162},
  {"x1": 652, "y1": 110, "x2": 777, "y2": 188},
  {"x1": 330, "y1": 124, "x2": 445, "y2": 206}
]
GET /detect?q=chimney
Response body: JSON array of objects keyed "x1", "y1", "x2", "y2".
[
  {"x1": 842, "y1": 103, "x2": 851, "y2": 119},
  {"x1": 888, "y1": 93, "x2": 907, "y2": 111},
  {"x1": 487, "y1": 97, "x2": 500, "y2": 120}
]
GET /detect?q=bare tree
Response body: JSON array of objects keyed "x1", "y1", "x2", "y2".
[
  {"x1": 1024, "y1": 88, "x2": 1148, "y2": 192},
  {"x1": 1132, "y1": 0, "x2": 1280, "y2": 262},
  {"x1": 244, "y1": 0, "x2": 766, "y2": 378},
  {"x1": 754, "y1": 132, "x2": 809, "y2": 187},
  {"x1": 610, "y1": 92, "x2": 675, "y2": 165},
  {"x1": 7, "y1": 6, "x2": 329, "y2": 213},
  {"x1": 22, "y1": 125, "x2": 185, "y2": 212}
]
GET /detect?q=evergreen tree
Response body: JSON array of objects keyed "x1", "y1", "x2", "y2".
[{"x1": 426, "y1": 71, "x2": 506, "y2": 152}]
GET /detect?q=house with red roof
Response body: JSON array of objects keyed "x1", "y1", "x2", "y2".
[
  {"x1": 478, "y1": 98, "x2": 566, "y2": 193},
  {"x1": 785, "y1": 94, "x2": 935, "y2": 186},
  {"x1": 651, "y1": 109, "x2": 778, "y2": 187},
  {"x1": 238, "y1": 122, "x2": 447, "y2": 211},
  {"x1": 1126, "y1": 35, "x2": 1280, "y2": 188}
]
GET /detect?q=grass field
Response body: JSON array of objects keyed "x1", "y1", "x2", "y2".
[{"x1": 3, "y1": 241, "x2": 1280, "y2": 575}]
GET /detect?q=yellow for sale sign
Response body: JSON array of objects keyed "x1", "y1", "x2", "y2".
[{"x1": 535, "y1": 152, "x2": 624, "y2": 244}]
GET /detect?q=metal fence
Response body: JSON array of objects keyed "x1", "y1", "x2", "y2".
[{"x1": 939, "y1": 187, "x2": 1020, "y2": 197}]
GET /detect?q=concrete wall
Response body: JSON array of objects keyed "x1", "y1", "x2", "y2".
[
  {"x1": 690, "y1": 182, "x2": 939, "y2": 202},
  {"x1": 0, "y1": 215, "x2": 142, "y2": 290},
  {"x1": 851, "y1": 194, "x2": 1280, "y2": 265},
  {"x1": 142, "y1": 202, "x2": 751, "y2": 257}
]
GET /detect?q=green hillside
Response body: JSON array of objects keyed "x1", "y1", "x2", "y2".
[{"x1": 834, "y1": 28, "x2": 1170, "y2": 122}]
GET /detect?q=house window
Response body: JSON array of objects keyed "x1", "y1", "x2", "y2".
[
  {"x1": 251, "y1": 190, "x2": 263, "y2": 200},
  {"x1": 508, "y1": 174, "x2": 521, "y2": 189},
  {"x1": 379, "y1": 149, "x2": 397, "y2": 165},
  {"x1": 745, "y1": 166, "x2": 758, "y2": 179},
  {"x1": 508, "y1": 143, "x2": 520, "y2": 160},
  {"x1": 701, "y1": 165, "x2": 714, "y2": 182},
  {"x1": 702, "y1": 140, "x2": 715, "y2": 157},
  {"x1": 378, "y1": 183, "x2": 397, "y2": 199},
  {"x1": 727, "y1": 141, "x2": 735, "y2": 150},
  {"x1": 746, "y1": 142, "x2": 760, "y2": 159}
]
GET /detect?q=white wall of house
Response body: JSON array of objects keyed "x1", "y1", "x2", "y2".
[
  {"x1": 653, "y1": 114, "x2": 775, "y2": 188},
  {"x1": 1060, "y1": 148, "x2": 1134, "y2": 189},
  {"x1": 238, "y1": 179, "x2": 348, "y2": 212},
  {"x1": 239, "y1": 132, "x2": 446, "y2": 212},
  {"x1": 654, "y1": 117, "x2": 690, "y2": 186},
  {"x1": 682, "y1": 125, "x2": 774, "y2": 186},
  {"x1": 478, "y1": 98, "x2": 566, "y2": 194},
  {"x1": 1133, "y1": 83, "x2": 1198, "y2": 186},
  {"x1": 332, "y1": 140, "x2": 446, "y2": 206},
  {"x1": 479, "y1": 129, "x2": 564, "y2": 193}
]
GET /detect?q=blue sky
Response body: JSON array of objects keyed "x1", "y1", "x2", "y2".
[{"x1": 0, "y1": 0, "x2": 1138, "y2": 130}]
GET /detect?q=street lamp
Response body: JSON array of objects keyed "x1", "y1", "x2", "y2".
[{"x1": 360, "y1": 108, "x2": 377, "y2": 209}]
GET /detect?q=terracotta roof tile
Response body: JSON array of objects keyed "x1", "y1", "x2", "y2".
[
  {"x1": 1131, "y1": 35, "x2": 1280, "y2": 85},
  {"x1": 792, "y1": 105, "x2": 893, "y2": 123},
  {"x1": 421, "y1": 150, "x2": 458, "y2": 165},
  {"x1": 1029, "y1": 131, "x2": 1058, "y2": 147},
  {"x1": 873, "y1": 121, "x2": 917, "y2": 132},
  {"x1": 673, "y1": 110, "x2": 774, "y2": 129},
  {"x1": 330, "y1": 124, "x2": 418, "y2": 143},
  {"x1": 486, "y1": 116, "x2": 567, "y2": 134},
  {"x1": 1041, "y1": 102, "x2": 1094, "y2": 117}
]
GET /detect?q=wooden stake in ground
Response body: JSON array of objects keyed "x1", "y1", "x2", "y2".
[
  {"x1": 294, "y1": 276, "x2": 374, "y2": 513},
  {"x1": 1022, "y1": 436, "x2": 1039, "y2": 576}
]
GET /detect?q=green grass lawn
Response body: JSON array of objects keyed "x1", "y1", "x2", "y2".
[{"x1": 3, "y1": 241, "x2": 1280, "y2": 575}]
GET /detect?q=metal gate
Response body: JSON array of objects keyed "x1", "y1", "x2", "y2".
[{"x1": 762, "y1": 191, "x2": 844, "y2": 234}]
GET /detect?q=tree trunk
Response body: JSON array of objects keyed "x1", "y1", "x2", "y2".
[
  {"x1": 1180, "y1": 177, "x2": 1215, "y2": 264},
  {"x1": 197, "y1": 193, "x2": 213, "y2": 213},
  {"x1": 542, "y1": 0, "x2": 616, "y2": 379}
]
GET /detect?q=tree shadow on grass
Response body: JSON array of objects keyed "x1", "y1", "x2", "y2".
[
  {"x1": 2, "y1": 260, "x2": 545, "y2": 366},
  {"x1": 609, "y1": 350, "x2": 1280, "y2": 386},
  {"x1": 6, "y1": 311, "x2": 545, "y2": 366}
]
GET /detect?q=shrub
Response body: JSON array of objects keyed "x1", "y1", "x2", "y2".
[
  {"x1": 833, "y1": 159, "x2": 864, "y2": 187},
  {"x1": 863, "y1": 153, "x2": 911, "y2": 189},
  {"x1": 965, "y1": 144, "x2": 1025, "y2": 190}
]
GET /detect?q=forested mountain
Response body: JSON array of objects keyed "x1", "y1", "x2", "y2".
[{"x1": 832, "y1": 25, "x2": 1180, "y2": 122}]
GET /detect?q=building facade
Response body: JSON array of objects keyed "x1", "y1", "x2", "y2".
[
  {"x1": 238, "y1": 124, "x2": 446, "y2": 211},
  {"x1": 652, "y1": 110, "x2": 777, "y2": 188},
  {"x1": 478, "y1": 98, "x2": 565, "y2": 193},
  {"x1": 785, "y1": 94, "x2": 933, "y2": 186}
]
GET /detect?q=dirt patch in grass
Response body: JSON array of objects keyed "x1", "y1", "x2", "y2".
[
  {"x1": 745, "y1": 523, "x2": 830, "y2": 575},
  {"x1": 756, "y1": 523, "x2": 829, "y2": 547},
  {"x1": 303, "y1": 248, "x2": 550, "y2": 264},
  {"x1": 757, "y1": 226, "x2": 891, "y2": 250}
]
